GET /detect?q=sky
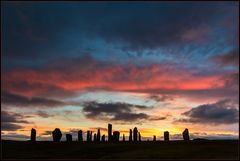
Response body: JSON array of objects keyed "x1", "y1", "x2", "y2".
[{"x1": 1, "y1": 1, "x2": 239, "y2": 141}]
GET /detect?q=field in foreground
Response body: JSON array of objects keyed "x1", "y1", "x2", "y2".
[{"x1": 2, "y1": 140, "x2": 239, "y2": 159}]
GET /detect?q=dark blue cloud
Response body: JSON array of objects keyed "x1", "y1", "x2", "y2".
[
  {"x1": 82, "y1": 102, "x2": 150, "y2": 122},
  {"x1": 180, "y1": 99, "x2": 239, "y2": 124},
  {"x1": 2, "y1": 91, "x2": 67, "y2": 108},
  {"x1": 2, "y1": 2, "x2": 238, "y2": 70},
  {"x1": 1, "y1": 111, "x2": 29, "y2": 131}
]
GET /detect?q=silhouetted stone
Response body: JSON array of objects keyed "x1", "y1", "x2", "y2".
[
  {"x1": 52, "y1": 128, "x2": 62, "y2": 142},
  {"x1": 101, "y1": 135, "x2": 105, "y2": 142},
  {"x1": 66, "y1": 134, "x2": 72, "y2": 142},
  {"x1": 182, "y1": 128, "x2": 190, "y2": 141},
  {"x1": 113, "y1": 131, "x2": 120, "y2": 142},
  {"x1": 78, "y1": 130, "x2": 83, "y2": 142},
  {"x1": 138, "y1": 132, "x2": 141, "y2": 141},
  {"x1": 97, "y1": 129, "x2": 101, "y2": 142},
  {"x1": 123, "y1": 134, "x2": 125, "y2": 142},
  {"x1": 90, "y1": 131, "x2": 92, "y2": 142},
  {"x1": 94, "y1": 133, "x2": 97, "y2": 142},
  {"x1": 129, "y1": 129, "x2": 132, "y2": 142},
  {"x1": 153, "y1": 135, "x2": 156, "y2": 141},
  {"x1": 87, "y1": 130, "x2": 90, "y2": 142},
  {"x1": 30, "y1": 128, "x2": 36, "y2": 142},
  {"x1": 108, "y1": 124, "x2": 112, "y2": 142},
  {"x1": 164, "y1": 131, "x2": 169, "y2": 141},
  {"x1": 133, "y1": 127, "x2": 138, "y2": 142}
]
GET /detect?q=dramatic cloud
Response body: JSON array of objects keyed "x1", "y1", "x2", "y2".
[
  {"x1": 98, "y1": 2, "x2": 237, "y2": 52},
  {"x1": 3, "y1": 55, "x2": 228, "y2": 100},
  {"x1": 210, "y1": 48, "x2": 239, "y2": 67},
  {"x1": 179, "y1": 99, "x2": 239, "y2": 124},
  {"x1": 1, "y1": 123, "x2": 23, "y2": 131},
  {"x1": 82, "y1": 102, "x2": 150, "y2": 122},
  {"x1": 1, "y1": 91, "x2": 67, "y2": 108},
  {"x1": 2, "y1": 2, "x2": 238, "y2": 67},
  {"x1": 1, "y1": 111, "x2": 30, "y2": 131}
]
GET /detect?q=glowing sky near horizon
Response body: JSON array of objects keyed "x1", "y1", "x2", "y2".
[{"x1": 1, "y1": 1, "x2": 239, "y2": 141}]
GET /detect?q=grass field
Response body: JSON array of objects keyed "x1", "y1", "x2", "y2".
[{"x1": 2, "y1": 140, "x2": 239, "y2": 159}]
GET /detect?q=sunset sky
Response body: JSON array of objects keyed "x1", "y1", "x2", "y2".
[{"x1": 1, "y1": 2, "x2": 239, "y2": 141}]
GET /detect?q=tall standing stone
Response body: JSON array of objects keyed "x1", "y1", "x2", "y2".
[
  {"x1": 113, "y1": 131, "x2": 120, "y2": 142},
  {"x1": 129, "y1": 129, "x2": 132, "y2": 142},
  {"x1": 138, "y1": 132, "x2": 141, "y2": 141},
  {"x1": 94, "y1": 133, "x2": 97, "y2": 142},
  {"x1": 133, "y1": 127, "x2": 138, "y2": 142},
  {"x1": 87, "y1": 130, "x2": 90, "y2": 142},
  {"x1": 90, "y1": 131, "x2": 93, "y2": 142},
  {"x1": 153, "y1": 135, "x2": 156, "y2": 141},
  {"x1": 182, "y1": 128, "x2": 190, "y2": 141},
  {"x1": 78, "y1": 130, "x2": 83, "y2": 142},
  {"x1": 97, "y1": 129, "x2": 101, "y2": 142},
  {"x1": 52, "y1": 128, "x2": 62, "y2": 142},
  {"x1": 108, "y1": 124, "x2": 112, "y2": 142},
  {"x1": 123, "y1": 134, "x2": 125, "y2": 142},
  {"x1": 164, "y1": 131, "x2": 169, "y2": 141},
  {"x1": 102, "y1": 135, "x2": 105, "y2": 142},
  {"x1": 30, "y1": 128, "x2": 36, "y2": 141},
  {"x1": 66, "y1": 134, "x2": 72, "y2": 142}
]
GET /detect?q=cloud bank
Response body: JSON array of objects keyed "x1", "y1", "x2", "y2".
[{"x1": 178, "y1": 99, "x2": 239, "y2": 124}]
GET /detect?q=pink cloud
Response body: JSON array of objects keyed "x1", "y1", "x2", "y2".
[{"x1": 2, "y1": 56, "x2": 230, "y2": 99}]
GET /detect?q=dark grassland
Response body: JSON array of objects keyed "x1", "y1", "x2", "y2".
[{"x1": 2, "y1": 140, "x2": 239, "y2": 159}]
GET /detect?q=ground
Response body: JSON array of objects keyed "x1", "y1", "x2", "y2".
[{"x1": 2, "y1": 140, "x2": 239, "y2": 159}]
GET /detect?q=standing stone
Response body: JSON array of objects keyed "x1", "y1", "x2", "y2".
[
  {"x1": 138, "y1": 132, "x2": 141, "y2": 141},
  {"x1": 66, "y1": 134, "x2": 72, "y2": 142},
  {"x1": 87, "y1": 131, "x2": 90, "y2": 142},
  {"x1": 90, "y1": 131, "x2": 93, "y2": 142},
  {"x1": 113, "y1": 131, "x2": 120, "y2": 142},
  {"x1": 108, "y1": 124, "x2": 112, "y2": 142},
  {"x1": 182, "y1": 128, "x2": 190, "y2": 141},
  {"x1": 94, "y1": 133, "x2": 97, "y2": 142},
  {"x1": 153, "y1": 135, "x2": 156, "y2": 141},
  {"x1": 123, "y1": 134, "x2": 125, "y2": 142},
  {"x1": 102, "y1": 135, "x2": 105, "y2": 142},
  {"x1": 52, "y1": 128, "x2": 62, "y2": 142},
  {"x1": 97, "y1": 129, "x2": 101, "y2": 142},
  {"x1": 164, "y1": 131, "x2": 169, "y2": 141},
  {"x1": 133, "y1": 127, "x2": 138, "y2": 142},
  {"x1": 129, "y1": 129, "x2": 132, "y2": 142},
  {"x1": 78, "y1": 130, "x2": 83, "y2": 142},
  {"x1": 30, "y1": 128, "x2": 36, "y2": 142}
]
